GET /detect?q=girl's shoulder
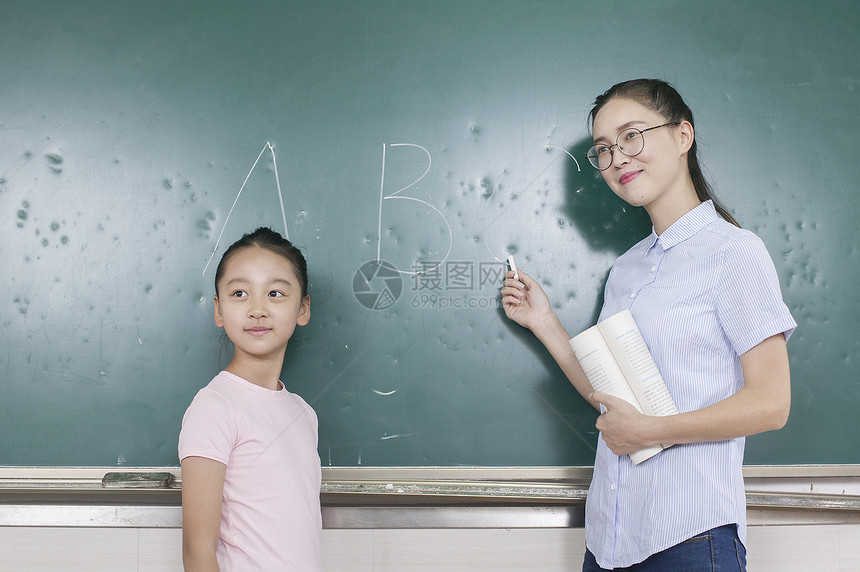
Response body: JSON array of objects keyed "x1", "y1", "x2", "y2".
[{"x1": 185, "y1": 374, "x2": 235, "y2": 413}]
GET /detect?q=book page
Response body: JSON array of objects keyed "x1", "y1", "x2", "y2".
[
  {"x1": 569, "y1": 325, "x2": 644, "y2": 413},
  {"x1": 629, "y1": 443, "x2": 663, "y2": 464},
  {"x1": 569, "y1": 317, "x2": 665, "y2": 465},
  {"x1": 598, "y1": 311, "x2": 679, "y2": 418}
]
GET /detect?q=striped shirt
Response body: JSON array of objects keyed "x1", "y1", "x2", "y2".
[{"x1": 586, "y1": 200, "x2": 797, "y2": 569}]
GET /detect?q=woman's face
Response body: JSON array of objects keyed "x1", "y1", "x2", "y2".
[{"x1": 591, "y1": 97, "x2": 690, "y2": 211}]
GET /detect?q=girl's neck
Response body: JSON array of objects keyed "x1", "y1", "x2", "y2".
[{"x1": 225, "y1": 357, "x2": 284, "y2": 391}]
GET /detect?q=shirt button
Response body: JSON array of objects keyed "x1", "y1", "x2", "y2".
[
  {"x1": 610, "y1": 483, "x2": 616, "y2": 491},
  {"x1": 650, "y1": 265, "x2": 657, "y2": 272},
  {"x1": 629, "y1": 292, "x2": 636, "y2": 299}
]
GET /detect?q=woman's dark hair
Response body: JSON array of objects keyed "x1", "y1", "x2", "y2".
[
  {"x1": 588, "y1": 79, "x2": 740, "y2": 227},
  {"x1": 214, "y1": 227, "x2": 309, "y2": 298}
]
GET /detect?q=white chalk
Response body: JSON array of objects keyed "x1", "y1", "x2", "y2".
[{"x1": 507, "y1": 255, "x2": 519, "y2": 280}]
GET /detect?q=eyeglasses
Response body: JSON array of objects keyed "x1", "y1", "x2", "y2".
[{"x1": 586, "y1": 122, "x2": 680, "y2": 171}]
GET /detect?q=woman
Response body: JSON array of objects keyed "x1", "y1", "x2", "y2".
[{"x1": 500, "y1": 79, "x2": 796, "y2": 571}]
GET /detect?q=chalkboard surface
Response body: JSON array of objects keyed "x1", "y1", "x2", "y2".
[{"x1": 1, "y1": 0, "x2": 858, "y2": 467}]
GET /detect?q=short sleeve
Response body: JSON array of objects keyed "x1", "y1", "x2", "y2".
[
  {"x1": 716, "y1": 233, "x2": 797, "y2": 355},
  {"x1": 178, "y1": 388, "x2": 237, "y2": 465},
  {"x1": 301, "y1": 399, "x2": 320, "y2": 443}
]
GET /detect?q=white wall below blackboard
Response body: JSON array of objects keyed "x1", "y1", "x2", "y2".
[{"x1": 2, "y1": 520, "x2": 860, "y2": 571}]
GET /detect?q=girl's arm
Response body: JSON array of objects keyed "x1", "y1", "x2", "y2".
[
  {"x1": 501, "y1": 269, "x2": 600, "y2": 410},
  {"x1": 593, "y1": 333, "x2": 791, "y2": 454},
  {"x1": 181, "y1": 456, "x2": 227, "y2": 572}
]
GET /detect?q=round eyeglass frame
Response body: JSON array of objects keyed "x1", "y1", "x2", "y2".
[{"x1": 586, "y1": 121, "x2": 681, "y2": 171}]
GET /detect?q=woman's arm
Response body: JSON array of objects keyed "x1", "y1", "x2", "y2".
[
  {"x1": 181, "y1": 456, "x2": 227, "y2": 572},
  {"x1": 501, "y1": 269, "x2": 600, "y2": 410},
  {"x1": 593, "y1": 333, "x2": 791, "y2": 455}
]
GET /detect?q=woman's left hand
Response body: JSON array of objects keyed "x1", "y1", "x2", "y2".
[{"x1": 591, "y1": 392, "x2": 655, "y2": 456}]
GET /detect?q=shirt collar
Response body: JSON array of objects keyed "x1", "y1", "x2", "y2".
[{"x1": 651, "y1": 200, "x2": 720, "y2": 251}]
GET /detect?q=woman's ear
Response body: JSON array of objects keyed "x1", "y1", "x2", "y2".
[
  {"x1": 213, "y1": 295, "x2": 224, "y2": 328},
  {"x1": 678, "y1": 120, "x2": 695, "y2": 154}
]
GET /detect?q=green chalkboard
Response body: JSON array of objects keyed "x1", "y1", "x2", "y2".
[{"x1": 1, "y1": 0, "x2": 858, "y2": 467}]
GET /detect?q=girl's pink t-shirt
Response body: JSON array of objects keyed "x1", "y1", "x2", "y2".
[{"x1": 179, "y1": 370, "x2": 322, "y2": 571}]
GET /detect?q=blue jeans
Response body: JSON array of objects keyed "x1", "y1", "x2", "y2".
[{"x1": 583, "y1": 524, "x2": 747, "y2": 571}]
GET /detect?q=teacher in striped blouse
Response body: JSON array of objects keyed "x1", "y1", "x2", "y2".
[{"x1": 500, "y1": 79, "x2": 796, "y2": 571}]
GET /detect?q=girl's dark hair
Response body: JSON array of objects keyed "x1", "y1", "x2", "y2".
[
  {"x1": 588, "y1": 79, "x2": 740, "y2": 227},
  {"x1": 214, "y1": 227, "x2": 309, "y2": 298}
]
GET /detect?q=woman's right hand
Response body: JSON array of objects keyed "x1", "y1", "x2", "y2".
[
  {"x1": 500, "y1": 268, "x2": 594, "y2": 407},
  {"x1": 499, "y1": 268, "x2": 554, "y2": 332}
]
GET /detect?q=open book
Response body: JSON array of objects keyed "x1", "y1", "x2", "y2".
[{"x1": 568, "y1": 310, "x2": 679, "y2": 464}]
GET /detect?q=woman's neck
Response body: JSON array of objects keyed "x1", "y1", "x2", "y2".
[{"x1": 646, "y1": 176, "x2": 701, "y2": 236}]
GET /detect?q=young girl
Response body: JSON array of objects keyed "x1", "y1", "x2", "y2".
[
  {"x1": 179, "y1": 227, "x2": 322, "y2": 571},
  {"x1": 501, "y1": 80, "x2": 796, "y2": 571}
]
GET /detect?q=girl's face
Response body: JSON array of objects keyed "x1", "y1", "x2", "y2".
[
  {"x1": 214, "y1": 246, "x2": 310, "y2": 366},
  {"x1": 591, "y1": 97, "x2": 692, "y2": 212}
]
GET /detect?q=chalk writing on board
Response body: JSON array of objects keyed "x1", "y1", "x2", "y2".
[
  {"x1": 833, "y1": 165, "x2": 860, "y2": 231},
  {"x1": 376, "y1": 143, "x2": 453, "y2": 275},
  {"x1": 479, "y1": 144, "x2": 581, "y2": 263},
  {"x1": 202, "y1": 142, "x2": 289, "y2": 276}
]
